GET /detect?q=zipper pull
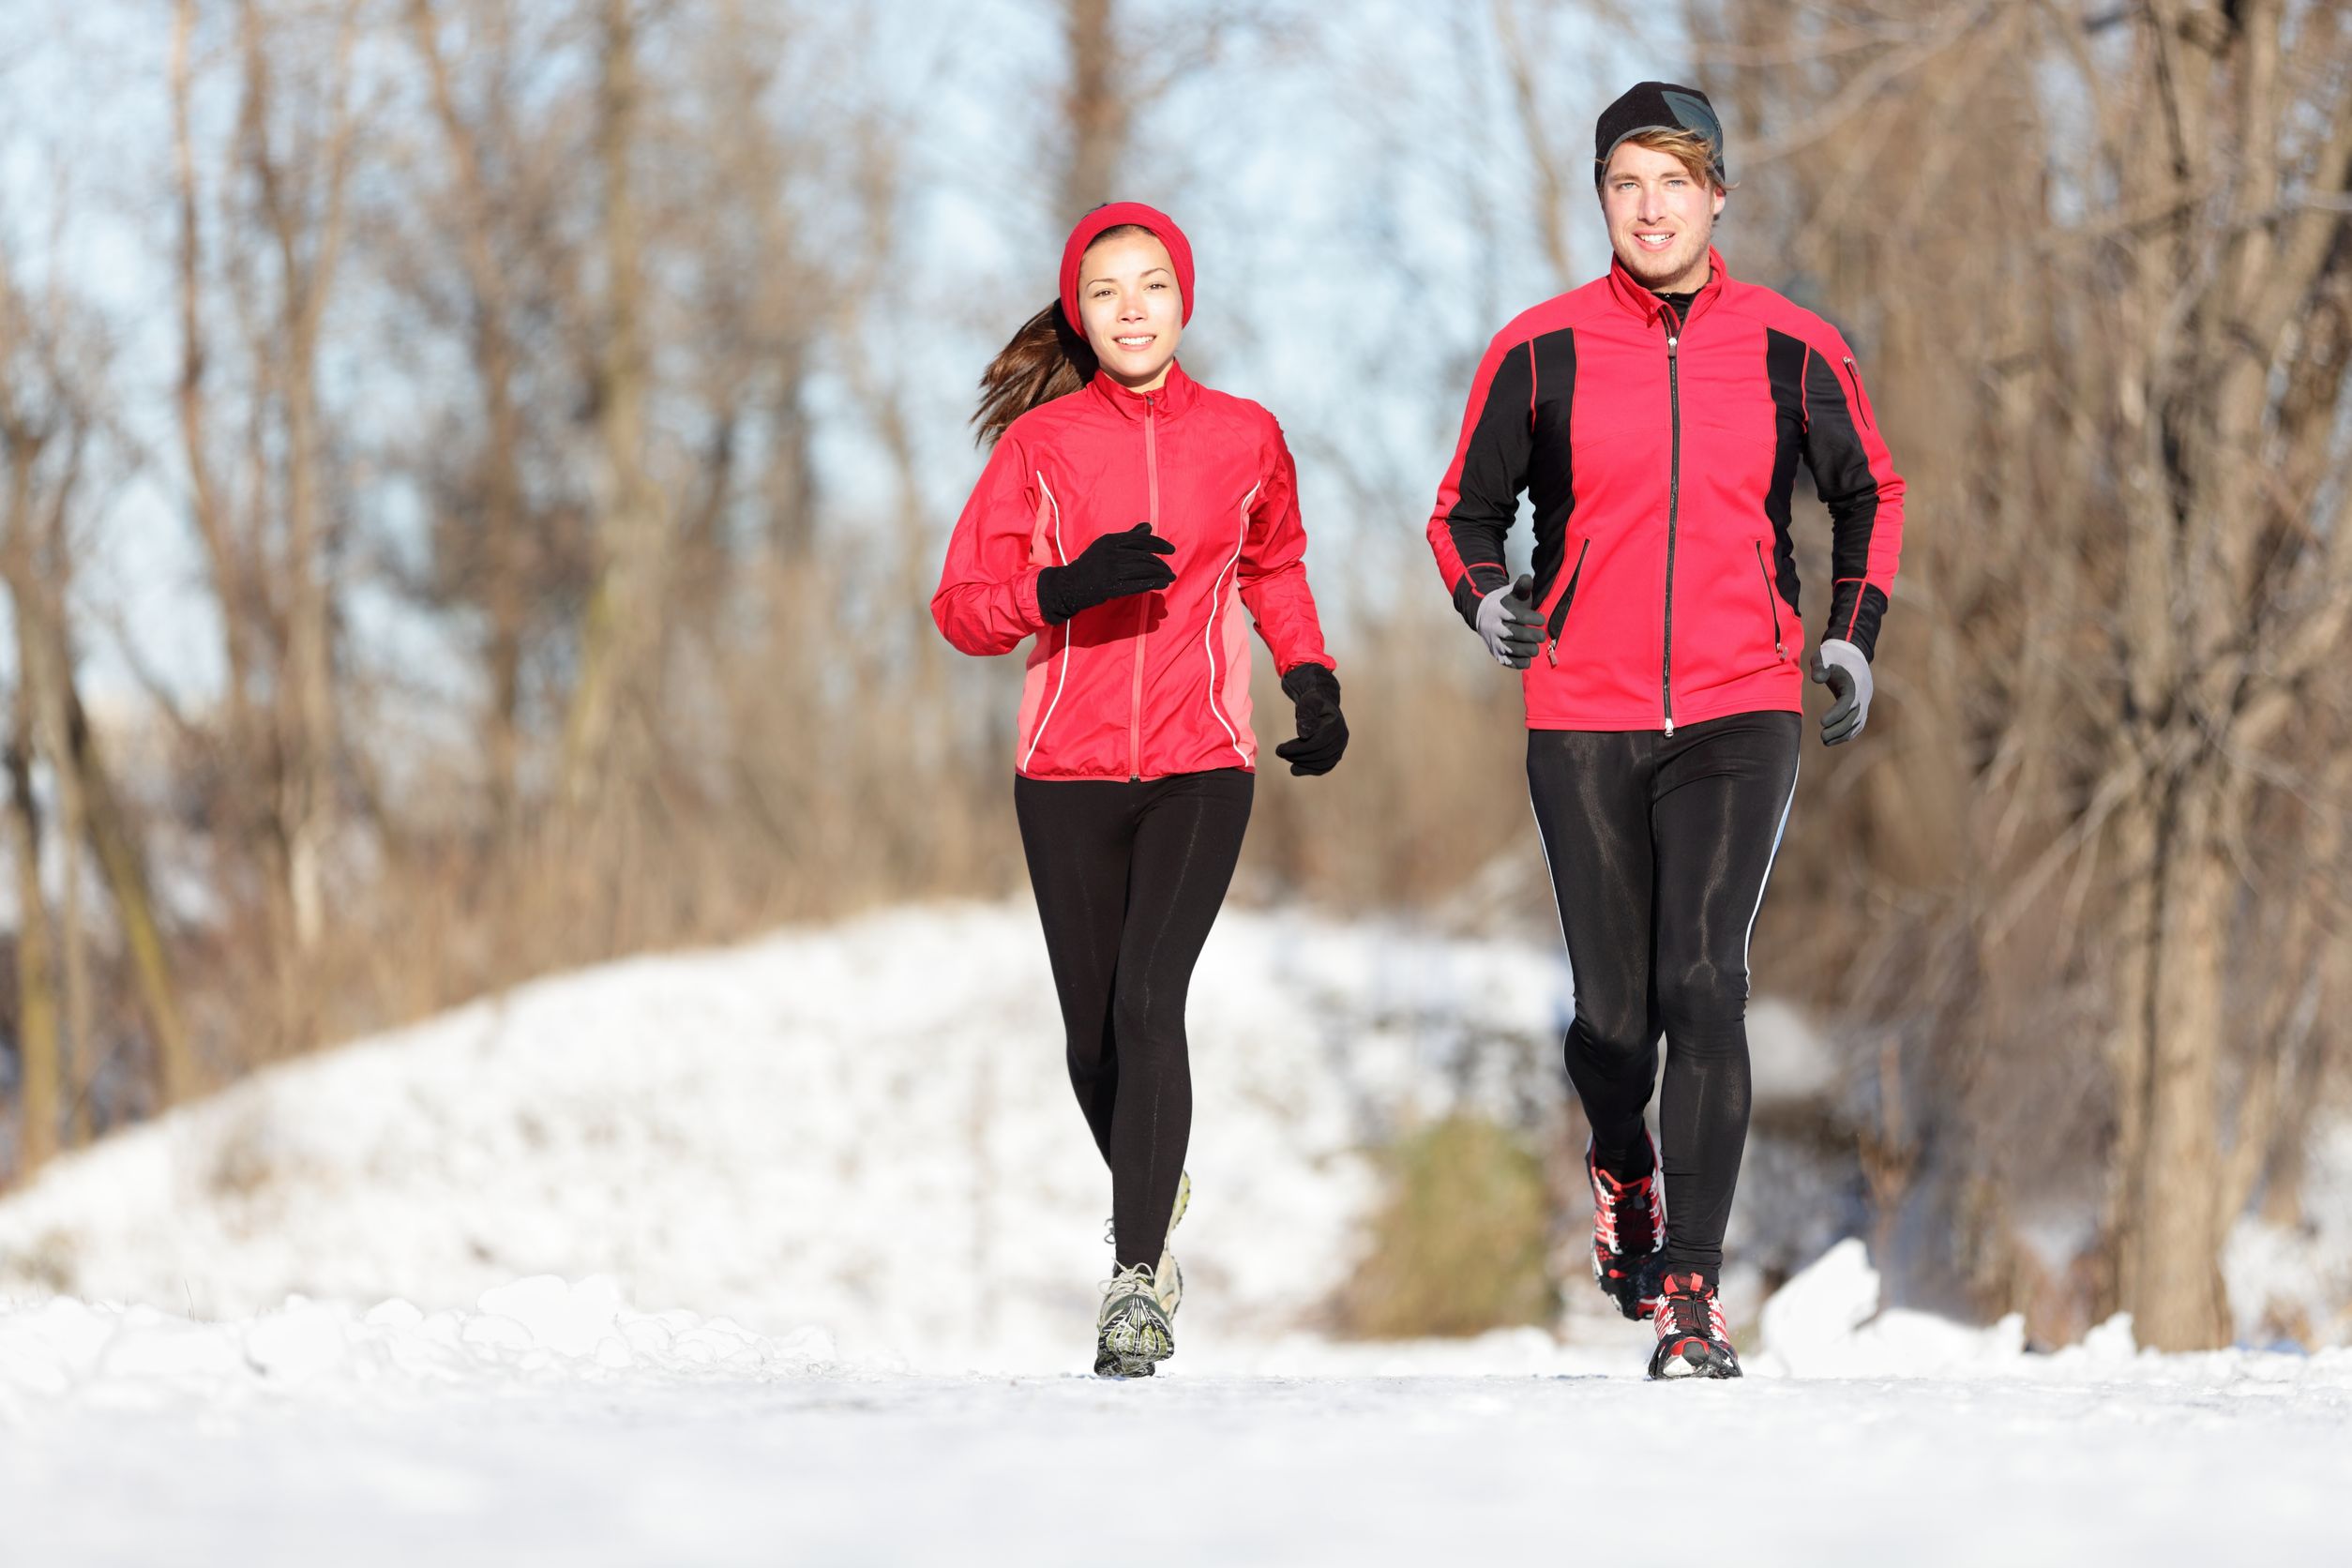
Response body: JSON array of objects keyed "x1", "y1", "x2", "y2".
[
  {"x1": 1664, "y1": 717, "x2": 1676, "y2": 737},
  {"x1": 1545, "y1": 640, "x2": 1559, "y2": 667}
]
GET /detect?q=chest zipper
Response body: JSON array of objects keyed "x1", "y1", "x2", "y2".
[
  {"x1": 1755, "y1": 541, "x2": 1786, "y2": 660},
  {"x1": 1662, "y1": 323, "x2": 1681, "y2": 736},
  {"x1": 1130, "y1": 394, "x2": 1159, "y2": 781}
]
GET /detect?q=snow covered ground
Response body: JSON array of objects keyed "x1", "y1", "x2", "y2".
[{"x1": 2, "y1": 902, "x2": 2348, "y2": 1563}]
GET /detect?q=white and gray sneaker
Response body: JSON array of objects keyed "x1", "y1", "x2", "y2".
[
  {"x1": 1093, "y1": 1261, "x2": 1175, "y2": 1379},
  {"x1": 1104, "y1": 1169, "x2": 1192, "y2": 1319}
]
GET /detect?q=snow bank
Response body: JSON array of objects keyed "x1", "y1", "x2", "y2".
[
  {"x1": 0, "y1": 902, "x2": 1588, "y2": 1368},
  {"x1": 2227, "y1": 1120, "x2": 2352, "y2": 1345},
  {"x1": 4, "y1": 897, "x2": 2335, "y2": 1389}
]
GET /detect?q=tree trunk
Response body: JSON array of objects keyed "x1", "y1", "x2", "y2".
[
  {"x1": 2115, "y1": 764, "x2": 2236, "y2": 1349},
  {"x1": 22, "y1": 520, "x2": 94, "y2": 1146},
  {"x1": 69, "y1": 689, "x2": 200, "y2": 1108},
  {"x1": 1059, "y1": 0, "x2": 1126, "y2": 222},
  {"x1": 563, "y1": 0, "x2": 667, "y2": 807},
  {"x1": 406, "y1": 0, "x2": 529, "y2": 832},
  {"x1": 4, "y1": 717, "x2": 59, "y2": 1179}
]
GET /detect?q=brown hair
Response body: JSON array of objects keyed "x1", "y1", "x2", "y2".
[
  {"x1": 1601, "y1": 128, "x2": 1735, "y2": 194},
  {"x1": 972, "y1": 222, "x2": 1155, "y2": 446},
  {"x1": 972, "y1": 302, "x2": 1098, "y2": 447}
]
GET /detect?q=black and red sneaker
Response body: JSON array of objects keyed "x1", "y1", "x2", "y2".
[
  {"x1": 1647, "y1": 1271, "x2": 1741, "y2": 1380},
  {"x1": 1586, "y1": 1134, "x2": 1664, "y2": 1319}
]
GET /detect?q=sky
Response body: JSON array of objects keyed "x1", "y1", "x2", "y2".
[{"x1": 0, "y1": 0, "x2": 1681, "y2": 713}]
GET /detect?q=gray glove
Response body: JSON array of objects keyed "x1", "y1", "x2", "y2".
[
  {"x1": 1810, "y1": 639, "x2": 1873, "y2": 745},
  {"x1": 1475, "y1": 573, "x2": 1545, "y2": 669}
]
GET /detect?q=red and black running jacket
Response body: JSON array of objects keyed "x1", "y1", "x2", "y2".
[
  {"x1": 1427, "y1": 249, "x2": 1905, "y2": 732},
  {"x1": 933, "y1": 361, "x2": 1334, "y2": 780}
]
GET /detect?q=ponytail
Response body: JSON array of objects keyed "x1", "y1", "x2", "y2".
[{"x1": 972, "y1": 302, "x2": 1098, "y2": 446}]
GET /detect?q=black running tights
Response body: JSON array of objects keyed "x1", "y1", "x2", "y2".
[
  {"x1": 1016, "y1": 768, "x2": 1253, "y2": 1271},
  {"x1": 1528, "y1": 712, "x2": 1801, "y2": 1280}
]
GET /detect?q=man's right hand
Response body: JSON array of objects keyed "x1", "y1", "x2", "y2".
[
  {"x1": 1475, "y1": 573, "x2": 1545, "y2": 669},
  {"x1": 1037, "y1": 522, "x2": 1177, "y2": 624}
]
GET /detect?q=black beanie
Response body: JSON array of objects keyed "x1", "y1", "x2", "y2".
[{"x1": 1594, "y1": 81, "x2": 1726, "y2": 186}]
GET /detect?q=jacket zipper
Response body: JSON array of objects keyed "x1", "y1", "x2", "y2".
[
  {"x1": 1662, "y1": 322, "x2": 1681, "y2": 735},
  {"x1": 1544, "y1": 539, "x2": 1591, "y2": 666},
  {"x1": 1755, "y1": 541, "x2": 1786, "y2": 660},
  {"x1": 1130, "y1": 393, "x2": 1159, "y2": 780},
  {"x1": 1842, "y1": 357, "x2": 1872, "y2": 430}
]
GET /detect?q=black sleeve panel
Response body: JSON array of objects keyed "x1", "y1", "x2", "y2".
[
  {"x1": 1800, "y1": 348, "x2": 1883, "y2": 659},
  {"x1": 1524, "y1": 328, "x2": 1580, "y2": 604},
  {"x1": 1445, "y1": 340, "x2": 1535, "y2": 628},
  {"x1": 1762, "y1": 328, "x2": 1808, "y2": 617}
]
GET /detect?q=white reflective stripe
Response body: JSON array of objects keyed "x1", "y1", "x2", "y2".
[
  {"x1": 1741, "y1": 760, "x2": 1799, "y2": 978},
  {"x1": 1526, "y1": 779, "x2": 1572, "y2": 957},
  {"x1": 1020, "y1": 475, "x2": 1071, "y2": 772},
  {"x1": 1202, "y1": 482, "x2": 1257, "y2": 767}
]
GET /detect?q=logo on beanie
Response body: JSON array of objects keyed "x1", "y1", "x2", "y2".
[{"x1": 1660, "y1": 89, "x2": 1722, "y2": 154}]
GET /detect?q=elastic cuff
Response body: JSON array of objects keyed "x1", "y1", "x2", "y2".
[
  {"x1": 1452, "y1": 569, "x2": 1506, "y2": 632},
  {"x1": 1027, "y1": 565, "x2": 1065, "y2": 626},
  {"x1": 1281, "y1": 661, "x2": 1340, "y2": 703}
]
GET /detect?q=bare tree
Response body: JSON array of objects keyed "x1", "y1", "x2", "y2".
[
  {"x1": 401, "y1": 0, "x2": 541, "y2": 833},
  {"x1": 561, "y1": 0, "x2": 671, "y2": 812},
  {"x1": 1691, "y1": 0, "x2": 2352, "y2": 1349},
  {"x1": 170, "y1": 0, "x2": 364, "y2": 1054}
]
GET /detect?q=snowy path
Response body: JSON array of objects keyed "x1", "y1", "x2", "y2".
[
  {"x1": 5, "y1": 1364, "x2": 2348, "y2": 1566},
  {"x1": 2, "y1": 903, "x2": 2347, "y2": 1562}
]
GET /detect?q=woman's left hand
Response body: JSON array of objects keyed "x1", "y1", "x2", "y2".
[{"x1": 1274, "y1": 664, "x2": 1348, "y2": 776}]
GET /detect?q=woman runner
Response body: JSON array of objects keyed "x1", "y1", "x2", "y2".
[{"x1": 932, "y1": 203, "x2": 1348, "y2": 1378}]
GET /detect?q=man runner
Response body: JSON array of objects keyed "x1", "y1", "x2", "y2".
[{"x1": 1425, "y1": 81, "x2": 1905, "y2": 1379}]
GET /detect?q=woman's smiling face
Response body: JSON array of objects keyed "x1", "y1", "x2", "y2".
[{"x1": 1078, "y1": 229, "x2": 1184, "y2": 390}]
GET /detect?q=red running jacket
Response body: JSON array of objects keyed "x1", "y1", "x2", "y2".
[
  {"x1": 1427, "y1": 249, "x2": 1905, "y2": 733},
  {"x1": 933, "y1": 362, "x2": 1334, "y2": 780}
]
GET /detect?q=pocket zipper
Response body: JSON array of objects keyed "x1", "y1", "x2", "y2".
[
  {"x1": 1544, "y1": 539, "x2": 1591, "y2": 666},
  {"x1": 1841, "y1": 357, "x2": 1872, "y2": 430},
  {"x1": 1755, "y1": 541, "x2": 1786, "y2": 660}
]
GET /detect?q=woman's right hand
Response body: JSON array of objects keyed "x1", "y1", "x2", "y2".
[{"x1": 1037, "y1": 523, "x2": 1177, "y2": 624}]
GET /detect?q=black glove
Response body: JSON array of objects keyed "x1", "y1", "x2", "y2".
[
  {"x1": 1274, "y1": 663, "x2": 1348, "y2": 776},
  {"x1": 1037, "y1": 523, "x2": 1175, "y2": 624}
]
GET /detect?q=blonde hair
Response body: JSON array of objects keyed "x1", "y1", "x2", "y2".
[{"x1": 1600, "y1": 128, "x2": 1734, "y2": 193}]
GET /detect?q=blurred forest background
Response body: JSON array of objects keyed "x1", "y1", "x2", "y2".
[{"x1": 0, "y1": 0, "x2": 2347, "y2": 1353}]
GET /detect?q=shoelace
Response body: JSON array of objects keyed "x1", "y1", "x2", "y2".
[
  {"x1": 1589, "y1": 1153, "x2": 1660, "y2": 1256},
  {"x1": 1102, "y1": 1261, "x2": 1159, "y2": 1303},
  {"x1": 1655, "y1": 1279, "x2": 1729, "y2": 1342}
]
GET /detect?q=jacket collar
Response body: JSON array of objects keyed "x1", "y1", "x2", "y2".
[
  {"x1": 1606, "y1": 247, "x2": 1729, "y2": 330},
  {"x1": 1086, "y1": 359, "x2": 1199, "y2": 422}
]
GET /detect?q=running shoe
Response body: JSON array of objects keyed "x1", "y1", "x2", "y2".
[
  {"x1": 1647, "y1": 1270, "x2": 1741, "y2": 1380},
  {"x1": 1104, "y1": 1169, "x2": 1191, "y2": 1318},
  {"x1": 1093, "y1": 1261, "x2": 1175, "y2": 1379},
  {"x1": 1587, "y1": 1134, "x2": 1664, "y2": 1319}
]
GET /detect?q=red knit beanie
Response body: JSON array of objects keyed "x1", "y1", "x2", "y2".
[{"x1": 1058, "y1": 202, "x2": 1195, "y2": 333}]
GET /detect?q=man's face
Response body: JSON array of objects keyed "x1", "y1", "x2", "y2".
[{"x1": 1600, "y1": 142, "x2": 1726, "y2": 294}]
